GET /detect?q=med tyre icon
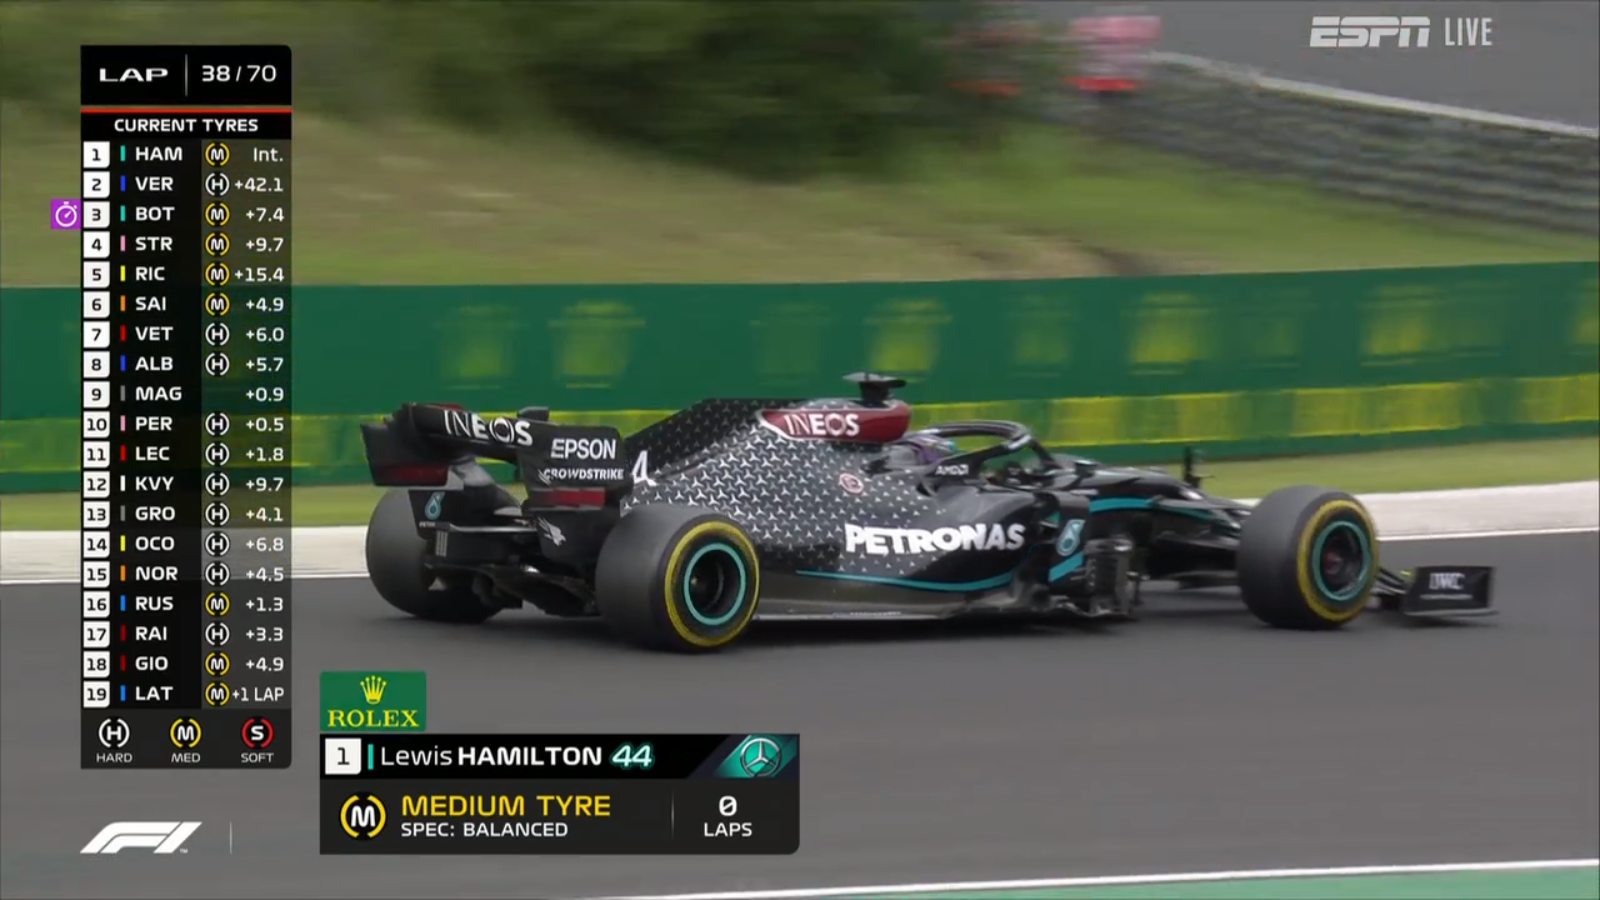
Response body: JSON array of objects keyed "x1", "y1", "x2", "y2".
[
  {"x1": 365, "y1": 489, "x2": 499, "y2": 624},
  {"x1": 1237, "y1": 485, "x2": 1379, "y2": 631},
  {"x1": 595, "y1": 504, "x2": 761, "y2": 652}
]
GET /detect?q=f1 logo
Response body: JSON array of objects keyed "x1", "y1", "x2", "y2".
[
  {"x1": 81, "y1": 821, "x2": 201, "y2": 854},
  {"x1": 241, "y1": 717, "x2": 275, "y2": 749},
  {"x1": 1429, "y1": 571, "x2": 1466, "y2": 591}
]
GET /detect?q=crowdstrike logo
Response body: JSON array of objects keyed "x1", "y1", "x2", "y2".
[
  {"x1": 541, "y1": 467, "x2": 625, "y2": 482},
  {"x1": 845, "y1": 523, "x2": 1026, "y2": 556},
  {"x1": 82, "y1": 821, "x2": 201, "y2": 854}
]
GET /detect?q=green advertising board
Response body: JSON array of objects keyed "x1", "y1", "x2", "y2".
[{"x1": 1, "y1": 262, "x2": 1595, "y2": 492}]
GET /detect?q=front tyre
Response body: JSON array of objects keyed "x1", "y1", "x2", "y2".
[
  {"x1": 1237, "y1": 485, "x2": 1378, "y2": 630},
  {"x1": 595, "y1": 504, "x2": 761, "y2": 652},
  {"x1": 365, "y1": 489, "x2": 498, "y2": 624}
]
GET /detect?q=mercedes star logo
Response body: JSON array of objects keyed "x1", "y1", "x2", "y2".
[{"x1": 736, "y1": 736, "x2": 782, "y2": 778}]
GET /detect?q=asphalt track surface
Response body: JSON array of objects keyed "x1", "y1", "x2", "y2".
[
  {"x1": 1037, "y1": 0, "x2": 1599, "y2": 127},
  {"x1": 2, "y1": 532, "x2": 1597, "y2": 899}
]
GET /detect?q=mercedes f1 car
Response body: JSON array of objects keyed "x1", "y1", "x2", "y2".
[{"x1": 359, "y1": 373, "x2": 1494, "y2": 652}]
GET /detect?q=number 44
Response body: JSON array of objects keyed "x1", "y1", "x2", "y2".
[{"x1": 609, "y1": 742, "x2": 655, "y2": 770}]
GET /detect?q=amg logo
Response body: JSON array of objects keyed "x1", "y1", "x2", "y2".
[
  {"x1": 441, "y1": 410, "x2": 535, "y2": 447},
  {"x1": 845, "y1": 523, "x2": 1026, "y2": 556},
  {"x1": 1310, "y1": 16, "x2": 1431, "y2": 48},
  {"x1": 1428, "y1": 571, "x2": 1466, "y2": 592},
  {"x1": 551, "y1": 437, "x2": 617, "y2": 461},
  {"x1": 934, "y1": 464, "x2": 969, "y2": 477}
]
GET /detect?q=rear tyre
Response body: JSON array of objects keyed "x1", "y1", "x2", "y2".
[
  {"x1": 595, "y1": 504, "x2": 761, "y2": 652},
  {"x1": 1237, "y1": 485, "x2": 1378, "y2": 630},
  {"x1": 365, "y1": 489, "x2": 499, "y2": 624}
]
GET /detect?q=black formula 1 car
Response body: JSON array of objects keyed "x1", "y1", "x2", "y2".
[{"x1": 359, "y1": 373, "x2": 1494, "y2": 651}]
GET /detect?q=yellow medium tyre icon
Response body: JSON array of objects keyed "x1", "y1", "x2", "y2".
[{"x1": 340, "y1": 794, "x2": 386, "y2": 839}]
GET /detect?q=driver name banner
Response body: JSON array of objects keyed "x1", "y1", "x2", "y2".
[{"x1": 320, "y1": 733, "x2": 799, "y2": 854}]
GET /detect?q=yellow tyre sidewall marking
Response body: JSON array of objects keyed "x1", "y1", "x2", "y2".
[
  {"x1": 1295, "y1": 499, "x2": 1378, "y2": 623},
  {"x1": 662, "y1": 521, "x2": 761, "y2": 648}
]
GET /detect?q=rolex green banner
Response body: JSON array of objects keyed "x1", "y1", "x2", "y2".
[
  {"x1": 320, "y1": 671, "x2": 428, "y2": 732},
  {"x1": 2, "y1": 262, "x2": 1595, "y2": 492}
]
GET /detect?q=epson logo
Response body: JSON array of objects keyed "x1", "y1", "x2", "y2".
[
  {"x1": 551, "y1": 437, "x2": 617, "y2": 461},
  {"x1": 1428, "y1": 571, "x2": 1466, "y2": 592},
  {"x1": 441, "y1": 410, "x2": 535, "y2": 447},
  {"x1": 845, "y1": 523, "x2": 1026, "y2": 556}
]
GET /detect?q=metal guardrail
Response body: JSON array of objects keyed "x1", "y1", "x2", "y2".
[{"x1": 1054, "y1": 52, "x2": 1600, "y2": 236}]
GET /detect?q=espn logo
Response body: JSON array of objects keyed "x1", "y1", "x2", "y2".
[
  {"x1": 81, "y1": 821, "x2": 201, "y2": 854},
  {"x1": 1310, "y1": 16, "x2": 1431, "y2": 48}
]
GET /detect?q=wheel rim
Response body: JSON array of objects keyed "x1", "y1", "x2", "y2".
[
  {"x1": 682, "y1": 543, "x2": 748, "y2": 627},
  {"x1": 1311, "y1": 520, "x2": 1371, "y2": 603}
]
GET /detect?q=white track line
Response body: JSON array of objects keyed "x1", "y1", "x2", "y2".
[
  {"x1": 1, "y1": 525, "x2": 1594, "y2": 587},
  {"x1": 1382, "y1": 525, "x2": 1599, "y2": 542},
  {"x1": 593, "y1": 858, "x2": 1600, "y2": 900}
]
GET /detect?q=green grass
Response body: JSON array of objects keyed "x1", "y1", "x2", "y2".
[
  {"x1": 4, "y1": 437, "x2": 1594, "y2": 531},
  {"x1": 2, "y1": 105, "x2": 1593, "y2": 287}
]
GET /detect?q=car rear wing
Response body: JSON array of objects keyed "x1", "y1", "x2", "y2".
[{"x1": 360, "y1": 404, "x2": 631, "y2": 508}]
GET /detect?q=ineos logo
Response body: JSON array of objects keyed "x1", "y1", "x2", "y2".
[
  {"x1": 762, "y1": 410, "x2": 862, "y2": 440},
  {"x1": 1428, "y1": 571, "x2": 1466, "y2": 591},
  {"x1": 442, "y1": 410, "x2": 535, "y2": 447}
]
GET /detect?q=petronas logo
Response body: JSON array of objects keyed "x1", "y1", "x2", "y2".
[{"x1": 360, "y1": 676, "x2": 388, "y2": 705}]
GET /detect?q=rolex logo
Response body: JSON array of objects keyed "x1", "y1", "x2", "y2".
[
  {"x1": 322, "y1": 671, "x2": 427, "y2": 732},
  {"x1": 360, "y1": 676, "x2": 388, "y2": 705}
]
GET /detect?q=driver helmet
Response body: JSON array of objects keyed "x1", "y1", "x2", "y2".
[{"x1": 896, "y1": 430, "x2": 958, "y2": 465}]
